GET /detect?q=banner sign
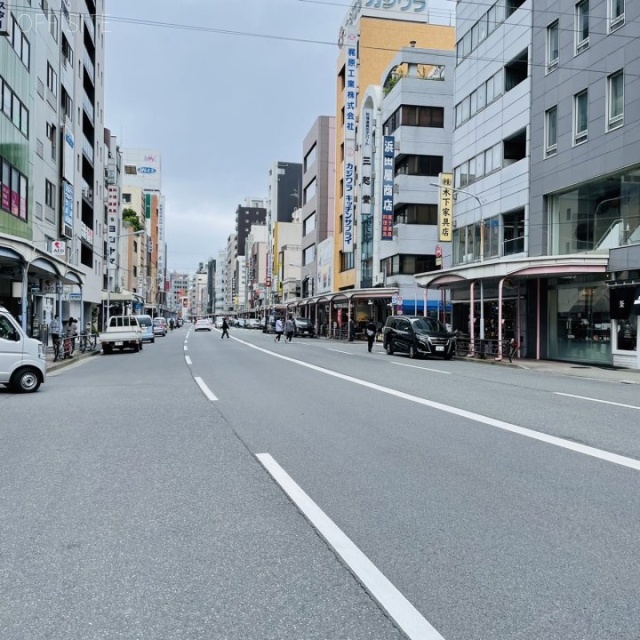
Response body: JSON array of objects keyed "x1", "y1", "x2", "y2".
[
  {"x1": 342, "y1": 26, "x2": 358, "y2": 254},
  {"x1": 438, "y1": 173, "x2": 454, "y2": 242},
  {"x1": 0, "y1": 1, "x2": 9, "y2": 36},
  {"x1": 63, "y1": 181, "x2": 74, "y2": 238},
  {"x1": 107, "y1": 186, "x2": 119, "y2": 271},
  {"x1": 381, "y1": 136, "x2": 395, "y2": 241}
]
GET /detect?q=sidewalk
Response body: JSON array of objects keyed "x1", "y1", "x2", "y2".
[
  {"x1": 45, "y1": 343, "x2": 101, "y2": 373},
  {"x1": 459, "y1": 353, "x2": 640, "y2": 384}
]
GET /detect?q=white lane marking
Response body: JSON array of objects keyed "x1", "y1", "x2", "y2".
[
  {"x1": 194, "y1": 376, "x2": 218, "y2": 402},
  {"x1": 184, "y1": 345, "x2": 188, "y2": 351},
  {"x1": 185, "y1": 356, "x2": 192, "y2": 365},
  {"x1": 233, "y1": 336, "x2": 640, "y2": 472},
  {"x1": 555, "y1": 392, "x2": 640, "y2": 411},
  {"x1": 256, "y1": 453, "x2": 446, "y2": 640},
  {"x1": 392, "y1": 362, "x2": 451, "y2": 375},
  {"x1": 329, "y1": 349, "x2": 353, "y2": 355}
]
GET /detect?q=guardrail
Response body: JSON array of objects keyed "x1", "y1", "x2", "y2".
[{"x1": 454, "y1": 336, "x2": 519, "y2": 361}]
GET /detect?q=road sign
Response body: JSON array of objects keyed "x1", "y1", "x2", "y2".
[
  {"x1": 391, "y1": 295, "x2": 397, "y2": 305},
  {"x1": 396, "y1": 296, "x2": 403, "y2": 306},
  {"x1": 435, "y1": 244, "x2": 442, "y2": 258}
]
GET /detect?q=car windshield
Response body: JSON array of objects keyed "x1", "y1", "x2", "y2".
[
  {"x1": 138, "y1": 317, "x2": 152, "y2": 326},
  {"x1": 410, "y1": 318, "x2": 447, "y2": 334}
]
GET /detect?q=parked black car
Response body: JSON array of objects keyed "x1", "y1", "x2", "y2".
[
  {"x1": 382, "y1": 315, "x2": 455, "y2": 360},
  {"x1": 294, "y1": 317, "x2": 315, "y2": 337}
]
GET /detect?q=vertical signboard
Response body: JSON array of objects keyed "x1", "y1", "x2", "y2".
[
  {"x1": 438, "y1": 173, "x2": 454, "y2": 242},
  {"x1": 107, "y1": 186, "x2": 119, "y2": 271},
  {"x1": 0, "y1": 1, "x2": 10, "y2": 36},
  {"x1": 63, "y1": 128, "x2": 75, "y2": 184},
  {"x1": 360, "y1": 107, "x2": 373, "y2": 227},
  {"x1": 342, "y1": 26, "x2": 358, "y2": 254},
  {"x1": 381, "y1": 136, "x2": 395, "y2": 241},
  {"x1": 62, "y1": 181, "x2": 74, "y2": 239}
]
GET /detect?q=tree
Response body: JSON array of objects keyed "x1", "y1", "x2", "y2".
[{"x1": 122, "y1": 208, "x2": 143, "y2": 231}]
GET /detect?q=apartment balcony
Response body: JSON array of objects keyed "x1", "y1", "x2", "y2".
[
  {"x1": 84, "y1": 14, "x2": 95, "y2": 42},
  {"x1": 83, "y1": 94, "x2": 94, "y2": 123},
  {"x1": 83, "y1": 52, "x2": 95, "y2": 82},
  {"x1": 82, "y1": 137, "x2": 94, "y2": 164},
  {"x1": 81, "y1": 181, "x2": 93, "y2": 206}
]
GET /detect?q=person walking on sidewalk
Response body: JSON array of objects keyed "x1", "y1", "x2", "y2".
[
  {"x1": 50, "y1": 315, "x2": 61, "y2": 349},
  {"x1": 274, "y1": 317, "x2": 283, "y2": 342},
  {"x1": 285, "y1": 316, "x2": 295, "y2": 343},
  {"x1": 221, "y1": 318, "x2": 230, "y2": 339},
  {"x1": 366, "y1": 319, "x2": 377, "y2": 353}
]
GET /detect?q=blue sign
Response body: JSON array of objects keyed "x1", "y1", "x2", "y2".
[
  {"x1": 63, "y1": 181, "x2": 74, "y2": 231},
  {"x1": 138, "y1": 167, "x2": 156, "y2": 174}
]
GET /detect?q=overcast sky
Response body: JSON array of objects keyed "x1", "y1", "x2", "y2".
[{"x1": 105, "y1": 0, "x2": 347, "y2": 273}]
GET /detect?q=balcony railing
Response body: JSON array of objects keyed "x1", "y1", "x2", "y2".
[
  {"x1": 83, "y1": 94, "x2": 94, "y2": 122},
  {"x1": 83, "y1": 52, "x2": 95, "y2": 80},
  {"x1": 82, "y1": 137, "x2": 94, "y2": 163},
  {"x1": 84, "y1": 14, "x2": 95, "y2": 42}
]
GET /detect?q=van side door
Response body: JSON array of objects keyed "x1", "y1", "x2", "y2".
[{"x1": 0, "y1": 315, "x2": 23, "y2": 384}]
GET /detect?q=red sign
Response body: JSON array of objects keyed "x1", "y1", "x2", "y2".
[{"x1": 435, "y1": 245, "x2": 442, "y2": 258}]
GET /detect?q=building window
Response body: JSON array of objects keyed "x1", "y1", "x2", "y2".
[
  {"x1": 303, "y1": 212, "x2": 316, "y2": 236},
  {"x1": 575, "y1": 0, "x2": 589, "y2": 54},
  {"x1": 124, "y1": 165, "x2": 137, "y2": 175},
  {"x1": 394, "y1": 204, "x2": 438, "y2": 225},
  {"x1": 46, "y1": 62, "x2": 57, "y2": 97},
  {"x1": 607, "y1": 70, "x2": 624, "y2": 130},
  {"x1": 1, "y1": 160, "x2": 28, "y2": 221},
  {"x1": 45, "y1": 179, "x2": 56, "y2": 208},
  {"x1": 608, "y1": 0, "x2": 624, "y2": 31},
  {"x1": 503, "y1": 209, "x2": 525, "y2": 256},
  {"x1": 545, "y1": 107, "x2": 557, "y2": 156},
  {"x1": 574, "y1": 90, "x2": 588, "y2": 144},
  {"x1": 395, "y1": 155, "x2": 443, "y2": 177},
  {"x1": 0, "y1": 77, "x2": 29, "y2": 138},
  {"x1": 304, "y1": 144, "x2": 317, "y2": 172},
  {"x1": 380, "y1": 254, "x2": 437, "y2": 276},
  {"x1": 10, "y1": 16, "x2": 31, "y2": 69},
  {"x1": 303, "y1": 178, "x2": 316, "y2": 204},
  {"x1": 546, "y1": 21, "x2": 559, "y2": 72},
  {"x1": 340, "y1": 251, "x2": 354, "y2": 271}
]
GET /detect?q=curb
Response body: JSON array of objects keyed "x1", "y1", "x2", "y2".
[{"x1": 46, "y1": 349, "x2": 101, "y2": 373}]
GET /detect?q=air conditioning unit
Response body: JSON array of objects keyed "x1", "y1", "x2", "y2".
[{"x1": 373, "y1": 272, "x2": 385, "y2": 286}]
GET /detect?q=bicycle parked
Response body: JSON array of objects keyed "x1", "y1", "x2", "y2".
[
  {"x1": 78, "y1": 332, "x2": 98, "y2": 353},
  {"x1": 53, "y1": 335, "x2": 73, "y2": 362}
]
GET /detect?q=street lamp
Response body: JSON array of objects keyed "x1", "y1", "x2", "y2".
[
  {"x1": 106, "y1": 229, "x2": 144, "y2": 328},
  {"x1": 431, "y1": 181, "x2": 486, "y2": 343}
]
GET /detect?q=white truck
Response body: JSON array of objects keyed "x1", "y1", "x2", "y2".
[
  {"x1": 99, "y1": 315, "x2": 144, "y2": 354},
  {"x1": 0, "y1": 306, "x2": 46, "y2": 393}
]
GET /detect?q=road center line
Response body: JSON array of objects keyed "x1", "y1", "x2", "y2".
[
  {"x1": 392, "y1": 362, "x2": 451, "y2": 375},
  {"x1": 329, "y1": 349, "x2": 353, "y2": 355},
  {"x1": 256, "y1": 453, "x2": 446, "y2": 640},
  {"x1": 235, "y1": 337, "x2": 640, "y2": 472},
  {"x1": 555, "y1": 392, "x2": 640, "y2": 410},
  {"x1": 194, "y1": 376, "x2": 218, "y2": 402},
  {"x1": 185, "y1": 356, "x2": 192, "y2": 365}
]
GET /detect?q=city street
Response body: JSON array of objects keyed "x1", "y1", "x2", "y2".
[{"x1": 2, "y1": 326, "x2": 640, "y2": 640}]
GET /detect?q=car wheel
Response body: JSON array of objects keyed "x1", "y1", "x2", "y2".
[
  {"x1": 103, "y1": 344, "x2": 112, "y2": 354},
  {"x1": 443, "y1": 354, "x2": 453, "y2": 360},
  {"x1": 408, "y1": 344, "x2": 417, "y2": 359},
  {"x1": 11, "y1": 367, "x2": 41, "y2": 393},
  {"x1": 385, "y1": 341, "x2": 394, "y2": 355},
  {"x1": 151, "y1": 339, "x2": 155, "y2": 344},
  {"x1": 139, "y1": 341, "x2": 143, "y2": 351}
]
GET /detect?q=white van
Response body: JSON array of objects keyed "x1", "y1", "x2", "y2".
[{"x1": 0, "y1": 306, "x2": 46, "y2": 393}]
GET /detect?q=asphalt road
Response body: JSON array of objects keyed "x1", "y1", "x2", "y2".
[{"x1": 1, "y1": 325, "x2": 639, "y2": 639}]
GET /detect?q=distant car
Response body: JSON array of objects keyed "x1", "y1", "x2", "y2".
[
  {"x1": 136, "y1": 314, "x2": 155, "y2": 343},
  {"x1": 152, "y1": 317, "x2": 167, "y2": 337},
  {"x1": 382, "y1": 315, "x2": 455, "y2": 360},
  {"x1": 236, "y1": 319, "x2": 246, "y2": 328},
  {"x1": 194, "y1": 319, "x2": 212, "y2": 332},
  {"x1": 294, "y1": 317, "x2": 315, "y2": 337}
]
